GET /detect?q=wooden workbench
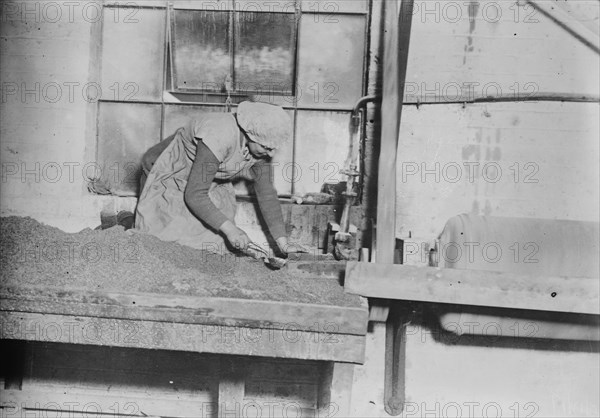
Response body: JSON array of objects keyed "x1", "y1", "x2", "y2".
[
  {"x1": 1, "y1": 276, "x2": 367, "y2": 417},
  {"x1": 1, "y1": 283, "x2": 368, "y2": 362}
]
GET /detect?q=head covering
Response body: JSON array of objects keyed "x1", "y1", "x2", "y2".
[{"x1": 236, "y1": 101, "x2": 291, "y2": 149}]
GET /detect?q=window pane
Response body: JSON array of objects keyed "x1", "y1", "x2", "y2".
[
  {"x1": 97, "y1": 102, "x2": 162, "y2": 196},
  {"x1": 106, "y1": 1, "x2": 166, "y2": 6},
  {"x1": 301, "y1": 0, "x2": 368, "y2": 14},
  {"x1": 172, "y1": 10, "x2": 230, "y2": 91},
  {"x1": 101, "y1": 8, "x2": 165, "y2": 101},
  {"x1": 235, "y1": 0, "x2": 296, "y2": 13},
  {"x1": 173, "y1": 0, "x2": 233, "y2": 10},
  {"x1": 163, "y1": 104, "x2": 225, "y2": 137},
  {"x1": 294, "y1": 110, "x2": 350, "y2": 194},
  {"x1": 297, "y1": 14, "x2": 366, "y2": 108},
  {"x1": 270, "y1": 109, "x2": 295, "y2": 196},
  {"x1": 234, "y1": 12, "x2": 295, "y2": 94}
]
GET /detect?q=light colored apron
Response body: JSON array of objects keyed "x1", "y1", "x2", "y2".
[{"x1": 135, "y1": 130, "x2": 237, "y2": 253}]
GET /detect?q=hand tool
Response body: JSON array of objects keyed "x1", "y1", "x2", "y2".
[{"x1": 246, "y1": 241, "x2": 288, "y2": 270}]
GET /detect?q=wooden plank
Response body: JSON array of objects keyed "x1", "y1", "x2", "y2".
[
  {"x1": 0, "y1": 285, "x2": 368, "y2": 335},
  {"x1": 375, "y1": 0, "x2": 414, "y2": 264},
  {"x1": 0, "y1": 312, "x2": 367, "y2": 363},
  {"x1": 345, "y1": 262, "x2": 600, "y2": 315},
  {"x1": 0, "y1": 388, "x2": 208, "y2": 418}
]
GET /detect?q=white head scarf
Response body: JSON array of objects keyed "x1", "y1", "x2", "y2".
[{"x1": 236, "y1": 101, "x2": 291, "y2": 149}]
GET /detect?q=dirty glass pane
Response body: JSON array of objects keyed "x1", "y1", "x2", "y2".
[
  {"x1": 163, "y1": 104, "x2": 225, "y2": 137},
  {"x1": 293, "y1": 110, "x2": 350, "y2": 194},
  {"x1": 269, "y1": 109, "x2": 295, "y2": 196},
  {"x1": 173, "y1": 0, "x2": 233, "y2": 10},
  {"x1": 105, "y1": 1, "x2": 166, "y2": 6},
  {"x1": 97, "y1": 102, "x2": 162, "y2": 196},
  {"x1": 172, "y1": 10, "x2": 230, "y2": 91},
  {"x1": 301, "y1": 0, "x2": 368, "y2": 14},
  {"x1": 297, "y1": 14, "x2": 366, "y2": 108},
  {"x1": 234, "y1": 12, "x2": 295, "y2": 94},
  {"x1": 101, "y1": 8, "x2": 165, "y2": 101},
  {"x1": 235, "y1": 0, "x2": 296, "y2": 13}
]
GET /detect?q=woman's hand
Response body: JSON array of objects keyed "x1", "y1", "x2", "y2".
[
  {"x1": 276, "y1": 237, "x2": 308, "y2": 255},
  {"x1": 220, "y1": 221, "x2": 251, "y2": 250}
]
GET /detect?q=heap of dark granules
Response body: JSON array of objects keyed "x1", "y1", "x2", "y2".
[{"x1": 0, "y1": 216, "x2": 360, "y2": 307}]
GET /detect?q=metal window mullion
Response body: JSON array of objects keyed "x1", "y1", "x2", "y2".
[
  {"x1": 229, "y1": 10, "x2": 236, "y2": 92},
  {"x1": 94, "y1": 7, "x2": 106, "y2": 167},
  {"x1": 160, "y1": 3, "x2": 172, "y2": 140},
  {"x1": 290, "y1": 0, "x2": 303, "y2": 196},
  {"x1": 104, "y1": 4, "x2": 167, "y2": 10},
  {"x1": 169, "y1": 3, "x2": 180, "y2": 93}
]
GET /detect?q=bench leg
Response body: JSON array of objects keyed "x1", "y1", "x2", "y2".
[
  {"x1": 319, "y1": 362, "x2": 355, "y2": 417},
  {"x1": 384, "y1": 302, "x2": 412, "y2": 416},
  {"x1": 218, "y1": 357, "x2": 246, "y2": 418}
]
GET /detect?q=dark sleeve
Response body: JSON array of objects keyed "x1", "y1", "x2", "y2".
[
  {"x1": 184, "y1": 141, "x2": 229, "y2": 231},
  {"x1": 251, "y1": 160, "x2": 286, "y2": 240}
]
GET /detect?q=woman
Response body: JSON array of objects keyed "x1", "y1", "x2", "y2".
[{"x1": 135, "y1": 101, "x2": 303, "y2": 255}]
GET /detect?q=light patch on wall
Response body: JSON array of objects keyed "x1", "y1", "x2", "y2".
[{"x1": 294, "y1": 110, "x2": 351, "y2": 195}]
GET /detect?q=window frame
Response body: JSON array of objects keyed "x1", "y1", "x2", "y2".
[
  {"x1": 169, "y1": 6, "x2": 299, "y2": 97},
  {"x1": 96, "y1": 0, "x2": 371, "y2": 197}
]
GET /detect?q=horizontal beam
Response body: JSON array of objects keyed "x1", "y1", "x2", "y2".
[
  {"x1": 0, "y1": 311, "x2": 366, "y2": 364},
  {"x1": 403, "y1": 92, "x2": 600, "y2": 105},
  {"x1": 0, "y1": 285, "x2": 368, "y2": 336},
  {"x1": 0, "y1": 388, "x2": 210, "y2": 418},
  {"x1": 344, "y1": 262, "x2": 599, "y2": 315}
]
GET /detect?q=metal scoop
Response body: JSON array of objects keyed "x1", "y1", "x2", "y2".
[{"x1": 246, "y1": 242, "x2": 288, "y2": 270}]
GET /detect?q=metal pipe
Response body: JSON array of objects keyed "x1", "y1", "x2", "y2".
[
  {"x1": 334, "y1": 95, "x2": 381, "y2": 260},
  {"x1": 344, "y1": 94, "x2": 380, "y2": 171},
  {"x1": 352, "y1": 94, "x2": 380, "y2": 117}
]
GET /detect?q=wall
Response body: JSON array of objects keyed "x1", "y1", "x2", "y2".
[
  {"x1": 0, "y1": 0, "x2": 139, "y2": 231},
  {"x1": 396, "y1": 0, "x2": 599, "y2": 243},
  {"x1": 348, "y1": 1, "x2": 600, "y2": 417}
]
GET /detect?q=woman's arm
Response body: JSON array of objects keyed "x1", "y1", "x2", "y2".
[
  {"x1": 184, "y1": 141, "x2": 251, "y2": 249},
  {"x1": 250, "y1": 160, "x2": 287, "y2": 243},
  {"x1": 184, "y1": 141, "x2": 228, "y2": 230}
]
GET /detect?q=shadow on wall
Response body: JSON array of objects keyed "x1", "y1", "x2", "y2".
[{"x1": 414, "y1": 302, "x2": 600, "y2": 353}]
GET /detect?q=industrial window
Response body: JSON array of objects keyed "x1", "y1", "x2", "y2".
[
  {"x1": 171, "y1": 10, "x2": 297, "y2": 95},
  {"x1": 95, "y1": 0, "x2": 368, "y2": 197}
]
